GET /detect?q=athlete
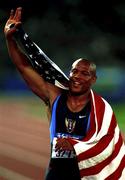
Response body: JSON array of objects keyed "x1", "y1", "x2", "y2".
[{"x1": 4, "y1": 7, "x2": 125, "y2": 180}]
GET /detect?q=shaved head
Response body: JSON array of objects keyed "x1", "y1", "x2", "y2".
[{"x1": 72, "y1": 58, "x2": 97, "y2": 77}]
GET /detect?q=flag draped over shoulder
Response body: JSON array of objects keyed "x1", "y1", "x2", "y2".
[{"x1": 69, "y1": 90, "x2": 125, "y2": 180}]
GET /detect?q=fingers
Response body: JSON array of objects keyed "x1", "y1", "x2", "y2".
[
  {"x1": 55, "y1": 138, "x2": 74, "y2": 151},
  {"x1": 4, "y1": 7, "x2": 22, "y2": 38},
  {"x1": 14, "y1": 7, "x2": 22, "y2": 21},
  {"x1": 9, "y1": 7, "x2": 22, "y2": 22},
  {"x1": 9, "y1": 7, "x2": 22, "y2": 21},
  {"x1": 9, "y1": 9, "x2": 14, "y2": 20}
]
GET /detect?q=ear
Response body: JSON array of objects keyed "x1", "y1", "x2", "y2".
[{"x1": 92, "y1": 75, "x2": 97, "y2": 84}]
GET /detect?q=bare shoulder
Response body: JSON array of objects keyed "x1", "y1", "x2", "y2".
[
  {"x1": 45, "y1": 84, "x2": 68, "y2": 122},
  {"x1": 46, "y1": 82, "x2": 64, "y2": 107}
]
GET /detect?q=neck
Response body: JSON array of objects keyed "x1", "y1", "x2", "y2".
[{"x1": 67, "y1": 90, "x2": 91, "y2": 112}]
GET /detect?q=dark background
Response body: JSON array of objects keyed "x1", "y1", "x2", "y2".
[
  {"x1": 1, "y1": 2, "x2": 125, "y2": 179},
  {"x1": 0, "y1": 0, "x2": 125, "y2": 101}
]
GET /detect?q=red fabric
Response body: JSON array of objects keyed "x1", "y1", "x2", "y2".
[{"x1": 68, "y1": 90, "x2": 125, "y2": 180}]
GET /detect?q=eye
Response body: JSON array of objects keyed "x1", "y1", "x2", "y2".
[
  {"x1": 71, "y1": 69, "x2": 77, "y2": 74},
  {"x1": 82, "y1": 72, "x2": 91, "y2": 76}
]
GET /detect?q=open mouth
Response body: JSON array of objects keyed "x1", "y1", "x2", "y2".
[{"x1": 72, "y1": 81, "x2": 81, "y2": 88}]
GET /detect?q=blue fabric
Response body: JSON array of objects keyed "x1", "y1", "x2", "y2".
[
  {"x1": 49, "y1": 94, "x2": 91, "y2": 143},
  {"x1": 49, "y1": 95, "x2": 61, "y2": 143},
  {"x1": 86, "y1": 114, "x2": 90, "y2": 132}
]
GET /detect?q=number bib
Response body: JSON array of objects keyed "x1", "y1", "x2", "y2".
[{"x1": 51, "y1": 138, "x2": 76, "y2": 159}]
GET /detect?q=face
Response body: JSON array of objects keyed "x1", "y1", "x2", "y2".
[{"x1": 69, "y1": 59, "x2": 96, "y2": 95}]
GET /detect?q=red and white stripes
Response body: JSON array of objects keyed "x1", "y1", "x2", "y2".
[{"x1": 70, "y1": 90, "x2": 125, "y2": 179}]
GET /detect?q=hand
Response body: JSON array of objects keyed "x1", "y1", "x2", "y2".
[
  {"x1": 55, "y1": 138, "x2": 74, "y2": 152},
  {"x1": 4, "y1": 7, "x2": 22, "y2": 39}
]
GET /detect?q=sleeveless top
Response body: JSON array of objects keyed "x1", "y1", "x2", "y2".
[
  {"x1": 46, "y1": 93, "x2": 91, "y2": 180},
  {"x1": 50, "y1": 93, "x2": 91, "y2": 140}
]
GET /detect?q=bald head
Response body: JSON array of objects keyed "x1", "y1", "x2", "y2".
[{"x1": 72, "y1": 58, "x2": 97, "y2": 77}]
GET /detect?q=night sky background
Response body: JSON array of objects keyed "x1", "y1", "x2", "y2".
[{"x1": 0, "y1": 0, "x2": 125, "y2": 100}]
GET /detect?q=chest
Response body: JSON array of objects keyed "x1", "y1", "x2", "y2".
[{"x1": 55, "y1": 96, "x2": 91, "y2": 139}]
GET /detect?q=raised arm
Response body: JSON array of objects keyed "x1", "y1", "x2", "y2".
[{"x1": 4, "y1": 7, "x2": 61, "y2": 107}]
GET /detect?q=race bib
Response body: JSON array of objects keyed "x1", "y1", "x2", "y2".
[{"x1": 51, "y1": 137, "x2": 76, "y2": 159}]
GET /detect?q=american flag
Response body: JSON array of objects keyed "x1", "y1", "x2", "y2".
[
  {"x1": 13, "y1": 27, "x2": 69, "y2": 89},
  {"x1": 68, "y1": 90, "x2": 125, "y2": 179}
]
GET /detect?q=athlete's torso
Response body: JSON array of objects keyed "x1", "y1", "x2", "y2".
[
  {"x1": 55, "y1": 93, "x2": 91, "y2": 140},
  {"x1": 46, "y1": 93, "x2": 91, "y2": 180}
]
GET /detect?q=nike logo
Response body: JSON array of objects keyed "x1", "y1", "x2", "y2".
[{"x1": 79, "y1": 115, "x2": 86, "y2": 118}]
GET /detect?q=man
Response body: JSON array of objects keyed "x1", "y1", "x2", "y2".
[{"x1": 4, "y1": 7, "x2": 125, "y2": 180}]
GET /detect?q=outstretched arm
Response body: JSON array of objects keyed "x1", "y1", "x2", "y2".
[{"x1": 4, "y1": 7, "x2": 61, "y2": 106}]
